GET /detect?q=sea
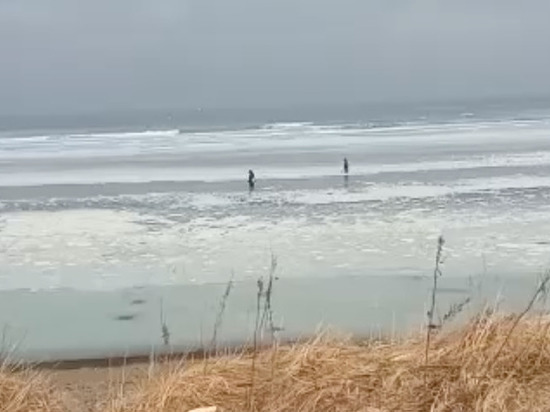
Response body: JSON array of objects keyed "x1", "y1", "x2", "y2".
[{"x1": 1, "y1": 97, "x2": 550, "y2": 360}]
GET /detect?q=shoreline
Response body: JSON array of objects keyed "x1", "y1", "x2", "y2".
[{"x1": 17, "y1": 350, "x2": 197, "y2": 371}]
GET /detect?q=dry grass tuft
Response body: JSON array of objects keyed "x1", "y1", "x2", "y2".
[
  {"x1": 0, "y1": 366, "x2": 68, "y2": 412},
  {"x1": 111, "y1": 313, "x2": 550, "y2": 412},
  {"x1": 2, "y1": 312, "x2": 550, "y2": 411}
]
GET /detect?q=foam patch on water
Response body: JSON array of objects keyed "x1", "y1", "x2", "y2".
[
  {"x1": 157, "y1": 174, "x2": 550, "y2": 209},
  {"x1": 1, "y1": 203, "x2": 550, "y2": 291}
]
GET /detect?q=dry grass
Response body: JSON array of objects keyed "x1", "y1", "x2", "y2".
[
  {"x1": 0, "y1": 366, "x2": 67, "y2": 412},
  {"x1": 109, "y1": 313, "x2": 550, "y2": 412},
  {"x1": 3, "y1": 313, "x2": 550, "y2": 411}
]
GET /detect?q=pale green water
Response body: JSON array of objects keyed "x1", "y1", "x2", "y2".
[{"x1": 0, "y1": 274, "x2": 541, "y2": 361}]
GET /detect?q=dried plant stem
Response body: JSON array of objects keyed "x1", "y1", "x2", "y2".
[
  {"x1": 249, "y1": 278, "x2": 264, "y2": 409},
  {"x1": 160, "y1": 298, "x2": 170, "y2": 347},
  {"x1": 260, "y1": 254, "x2": 278, "y2": 342},
  {"x1": 210, "y1": 273, "x2": 235, "y2": 354},
  {"x1": 425, "y1": 235, "x2": 445, "y2": 365},
  {"x1": 485, "y1": 271, "x2": 550, "y2": 370}
]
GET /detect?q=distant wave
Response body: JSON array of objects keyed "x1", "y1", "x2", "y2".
[
  {"x1": 253, "y1": 116, "x2": 550, "y2": 135},
  {"x1": 1, "y1": 116, "x2": 550, "y2": 164},
  {"x1": 257, "y1": 120, "x2": 424, "y2": 132},
  {"x1": 3, "y1": 114, "x2": 550, "y2": 143},
  {"x1": 71, "y1": 129, "x2": 180, "y2": 139},
  {"x1": 0, "y1": 129, "x2": 180, "y2": 143},
  {"x1": 259, "y1": 122, "x2": 315, "y2": 130}
]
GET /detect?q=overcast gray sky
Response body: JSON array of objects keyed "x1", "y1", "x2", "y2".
[{"x1": 1, "y1": 0, "x2": 550, "y2": 115}]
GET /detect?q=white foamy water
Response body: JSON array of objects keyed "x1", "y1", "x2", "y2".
[
  {"x1": 0, "y1": 118, "x2": 549, "y2": 162},
  {"x1": 2, "y1": 205, "x2": 550, "y2": 291},
  {"x1": 2, "y1": 115, "x2": 550, "y2": 291}
]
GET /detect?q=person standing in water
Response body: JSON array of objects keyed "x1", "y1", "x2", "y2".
[
  {"x1": 342, "y1": 157, "x2": 350, "y2": 188},
  {"x1": 248, "y1": 169, "x2": 256, "y2": 191}
]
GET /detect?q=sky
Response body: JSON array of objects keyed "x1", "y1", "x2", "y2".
[{"x1": 1, "y1": 0, "x2": 550, "y2": 115}]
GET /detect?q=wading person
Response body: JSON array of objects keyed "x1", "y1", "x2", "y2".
[{"x1": 248, "y1": 169, "x2": 256, "y2": 191}]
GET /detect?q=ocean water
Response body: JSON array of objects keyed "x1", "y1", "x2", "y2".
[
  {"x1": 2, "y1": 104, "x2": 550, "y2": 290},
  {"x1": 2, "y1": 100, "x2": 550, "y2": 358}
]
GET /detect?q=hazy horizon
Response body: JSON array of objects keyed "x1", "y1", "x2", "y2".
[{"x1": 2, "y1": 1, "x2": 550, "y2": 116}]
